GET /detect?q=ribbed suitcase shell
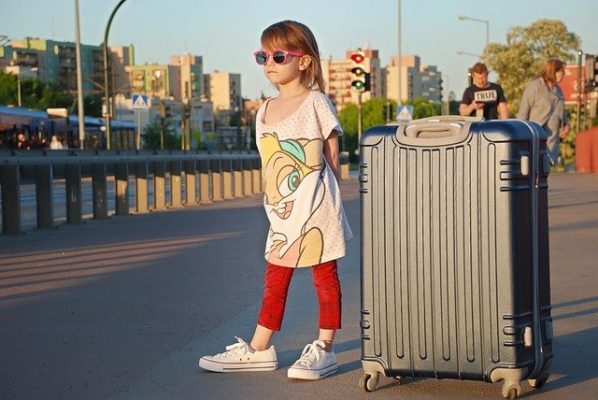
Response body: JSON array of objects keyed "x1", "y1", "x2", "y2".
[{"x1": 359, "y1": 117, "x2": 553, "y2": 399}]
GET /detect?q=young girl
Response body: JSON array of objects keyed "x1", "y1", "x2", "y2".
[{"x1": 199, "y1": 20, "x2": 352, "y2": 380}]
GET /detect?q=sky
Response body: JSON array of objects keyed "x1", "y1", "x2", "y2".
[{"x1": 1, "y1": 0, "x2": 597, "y2": 101}]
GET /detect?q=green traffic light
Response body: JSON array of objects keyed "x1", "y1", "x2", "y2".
[{"x1": 352, "y1": 80, "x2": 365, "y2": 90}]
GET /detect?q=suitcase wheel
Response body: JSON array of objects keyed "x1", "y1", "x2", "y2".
[
  {"x1": 359, "y1": 372, "x2": 380, "y2": 392},
  {"x1": 528, "y1": 375, "x2": 548, "y2": 389},
  {"x1": 501, "y1": 382, "x2": 521, "y2": 400}
]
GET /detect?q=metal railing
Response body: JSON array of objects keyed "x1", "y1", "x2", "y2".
[{"x1": 1, "y1": 149, "x2": 351, "y2": 235}]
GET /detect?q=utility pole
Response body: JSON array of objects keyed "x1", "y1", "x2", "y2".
[
  {"x1": 397, "y1": 0, "x2": 402, "y2": 108},
  {"x1": 183, "y1": 100, "x2": 191, "y2": 151},
  {"x1": 159, "y1": 100, "x2": 165, "y2": 150},
  {"x1": 357, "y1": 92, "x2": 363, "y2": 144},
  {"x1": 74, "y1": 0, "x2": 85, "y2": 149}
]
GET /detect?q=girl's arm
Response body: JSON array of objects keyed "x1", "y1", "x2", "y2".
[{"x1": 323, "y1": 130, "x2": 341, "y2": 182}]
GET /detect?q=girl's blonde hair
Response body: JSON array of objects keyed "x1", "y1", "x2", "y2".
[
  {"x1": 260, "y1": 20, "x2": 325, "y2": 93},
  {"x1": 540, "y1": 58, "x2": 565, "y2": 86}
]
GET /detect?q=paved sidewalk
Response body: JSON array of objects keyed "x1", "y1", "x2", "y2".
[{"x1": 1, "y1": 174, "x2": 597, "y2": 400}]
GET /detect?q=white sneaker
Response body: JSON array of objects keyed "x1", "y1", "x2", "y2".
[
  {"x1": 287, "y1": 340, "x2": 338, "y2": 380},
  {"x1": 198, "y1": 337, "x2": 278, "y2": 372}
]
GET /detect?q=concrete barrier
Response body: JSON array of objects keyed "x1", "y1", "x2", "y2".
[
  {"x1": 210, "y1": 156, "x2": 223, "y2": 202},
  {"x1": 0, "y1": 149, "x2": 349, "y2": 235}
]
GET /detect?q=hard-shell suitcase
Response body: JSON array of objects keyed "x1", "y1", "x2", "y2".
[{"x1": 359, "y1": 116, "x2": 553, "y2": 399}]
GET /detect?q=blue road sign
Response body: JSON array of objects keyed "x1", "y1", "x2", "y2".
[{"x1": 132, "y1": 94, "x2": 150, "y2": 110}]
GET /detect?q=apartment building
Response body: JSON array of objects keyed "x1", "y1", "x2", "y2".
[
  {"x1": 0, "y1": 38, "x2": 100, "y2": 94},
  {"x1": 125, "y1": 64, "x2": 171, "y2": 99},
  {"x1": 203, "y1": 71, "x2": 242, "y2": 112},
  {"x1": 169, "y1": 53, "x2": 203, "y2": 101},
  {"x1": 385, "y1": 55, "x2": 443, "y2": 103},
  {"x1": 420, "y1": 64, "x2": 442, "y2": 102},
  {"x1": 110, "y1": 45, "x2": 135, "y2": 97},
  {"x1": 0, "y1": 37, "x2": 133, "y2": 96},
  {"x1": 123, "y1": 54, "x2": 215, "y2": 142}
]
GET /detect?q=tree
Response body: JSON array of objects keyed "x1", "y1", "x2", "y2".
[
  {"x1": 483, "y1": 19, "x2": 580, "y2": 115},
  {"x1": 82, "y1": 93, "x2": 104, "y2": 117},
  {"x1": 0, "y1": 71, "x2": 73, "y2": 109},
  {"x1": 338, "y1": 96, "x2": 443, "y2": 159},
  {"x1": 142, "y1": 119, "x2": 179, "y2": 150},
  {"x1": 38, "y1": 81, "x2": 73, "y2": 110},
  {"x1": 405, "y1": 97, "x2": 442, "y2": 119}
]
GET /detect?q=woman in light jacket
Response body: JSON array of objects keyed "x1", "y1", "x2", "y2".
[{"x1": 517, "y1": 58, "x2": 570, "y2": 165}]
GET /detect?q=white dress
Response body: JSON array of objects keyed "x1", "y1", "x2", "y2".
[{"x1": 255, "y1": 91, "x2": 353, "y2": 268}]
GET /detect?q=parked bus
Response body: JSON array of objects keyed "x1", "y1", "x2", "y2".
[{"x1": 0, "y1": 105, "x2": 135, "y2": 149}]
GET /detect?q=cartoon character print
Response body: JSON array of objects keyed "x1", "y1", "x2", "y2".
[{"x1": 260, "y1": 132, "x2": 325, "y2": 267}]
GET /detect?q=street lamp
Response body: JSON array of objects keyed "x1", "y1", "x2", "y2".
[
  {"x1": 457, "y1": 50, "x2": 482, "y2": 59},
  {"x1": 103, "y1": 0, "x2": 129, "y2": 150},
  {"x1": 458, "y1": 15, "x2": 489, "y2": 48}
]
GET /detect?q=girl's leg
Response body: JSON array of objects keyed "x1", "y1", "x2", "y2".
[
  {"x1": 312, "y1": 260, "x2": 341, "y2": 352},
  {"x1": 250, "y1": 324, "x2": 275, "y2": 351},
  {"x1": 318, "y1": 329, "x2": 336, "y2": 352},
  {"x1": 252, "y1": 262, "x2": 294, "y2": 350}
]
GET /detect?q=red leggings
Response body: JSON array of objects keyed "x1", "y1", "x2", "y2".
[{"x1": 257, "y1": 260, "x2": 341, "y2": 331}]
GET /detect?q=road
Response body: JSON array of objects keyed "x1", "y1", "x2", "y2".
[{"x1": 1, "y1": 173, "x2": 597, "y2": 400}]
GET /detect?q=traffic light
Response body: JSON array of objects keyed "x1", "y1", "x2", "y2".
[
  {"x1": 586, "y1": 54, "x2": 597, "y2": 88},
  {"x1": 350, "y1": 51, "x2": 370, "y2": 92}
]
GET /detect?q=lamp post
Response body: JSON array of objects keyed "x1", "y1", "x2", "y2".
[
  {"x1": 458, "y1": 15, "x2": 489, "y2": 49},
  {"x1": 74, "y1": 0, "x2": 86, "y2": 149},
  {"x1": 397, "y1": 0, "x2": 402, "y2": 107},
  {"x1": 457, "y1": 50, "x2": 482, "y2": 59},
  {"x1": 103, "y1": 0, "x2": 128, "y2": 150},
  {"x1": 443, "y1": 73, "x2": 450, "y2": 115}
]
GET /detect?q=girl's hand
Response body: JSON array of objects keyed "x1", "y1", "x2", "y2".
[{"x1": 559, "y1": 123, "x2": 570, "y2": 139}]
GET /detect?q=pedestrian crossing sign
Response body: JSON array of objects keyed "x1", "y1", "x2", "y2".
[
  {"x1": 132, "y1": 94, "x2": 150, "y2": 110},
  {"x1": 396, "y1": 105, "x2": 413, "y2": 121}
]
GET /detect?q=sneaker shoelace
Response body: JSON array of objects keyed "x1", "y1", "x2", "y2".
[
  {"x1": 297, "y1": 342, "x2": 324, "y2": 366},
  {"x1": 213, "y1": 337, "x2": 250, "y2": 359}
]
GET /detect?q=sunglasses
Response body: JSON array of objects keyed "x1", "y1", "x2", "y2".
[{"x1": 254, "y1": 50, "x2": 304, "y2": 65}]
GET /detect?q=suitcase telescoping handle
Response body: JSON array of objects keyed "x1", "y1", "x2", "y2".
[{"x1": 395, "y1": 115, "x2": 480, "y2": 146}]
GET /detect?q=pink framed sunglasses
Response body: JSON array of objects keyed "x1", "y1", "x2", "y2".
[{"x1": 254, "y1": 50, "x2": 304, "y2": 65}]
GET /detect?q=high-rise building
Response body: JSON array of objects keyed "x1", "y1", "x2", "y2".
[
  {"x1": 169, "y1": 53, "x2": 202, "y2": 101},
  {"x1": 385, "y1": 55, "x2": 443, "y2": 103},
  {"x1": 203, "y1": 71, "x2": 242, "y2": 112},
  {"x1": 125, "y1": 64, "x2": 171, "y2": 99},
  {"x1": 420, "y1": 64, "x2": 443, "y2": 102},
  {"x1": 0, "y1": 37, "x2": 133, "y2": 96},
  {"x1": 110, "y1": 45, "x2": 135, "y2": 97}
]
